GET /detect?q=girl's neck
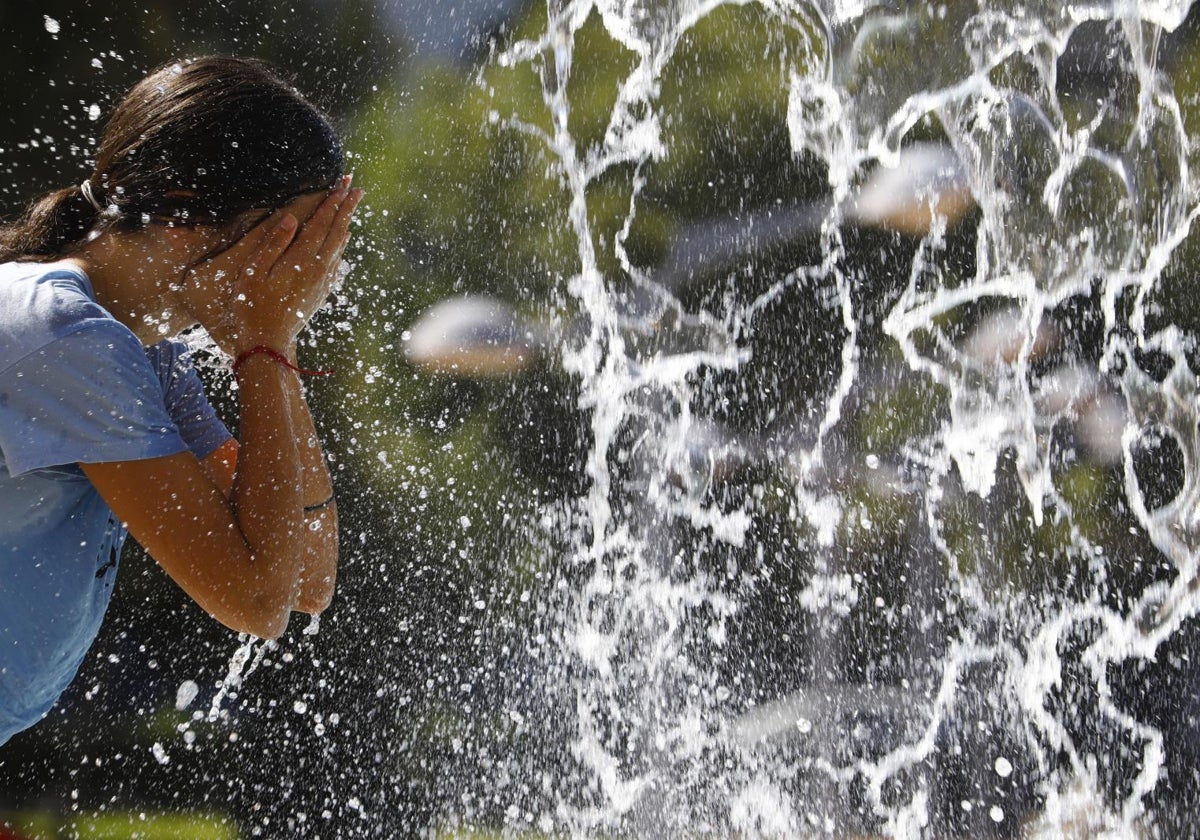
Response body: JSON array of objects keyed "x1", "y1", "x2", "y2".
[{"x1": 65, "y1": 230, "x2": 190, "y2": 345}]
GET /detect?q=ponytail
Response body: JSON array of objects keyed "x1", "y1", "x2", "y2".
[{"x1": 0, "y1": 184, "x2": 105, "y2": 263}]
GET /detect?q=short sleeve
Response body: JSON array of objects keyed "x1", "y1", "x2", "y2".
[
  {"x1": 0, "y1": 321, "x2": 189, "y2": 476},
  {"x1": 144, "y1": 341, "x2": 233, "y2": 460}
]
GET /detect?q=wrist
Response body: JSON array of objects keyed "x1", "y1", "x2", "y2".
[
  {"x1": 232, "y1": 334, "x2": 294, "y2": 358},
  {"x1": 232, "y1": 344, "x2": 333, "y2": 377}
]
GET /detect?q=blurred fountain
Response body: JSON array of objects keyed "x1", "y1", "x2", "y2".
[{"x1": 414, "y1": 0, "x2": 1200, "y2": 837}]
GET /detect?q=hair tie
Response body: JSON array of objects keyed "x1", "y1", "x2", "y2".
[{"x1": 79, "y1": 180, "x2": 104, "y2": 213}]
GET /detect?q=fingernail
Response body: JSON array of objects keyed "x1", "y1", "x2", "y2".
[{"x1": 275, "y1": 213, "x2": 297, "y2": 232}]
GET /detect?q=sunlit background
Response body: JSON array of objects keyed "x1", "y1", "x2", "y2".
[{"x1": 4, "y1": 1, "x2": 1200, "y2": 838}]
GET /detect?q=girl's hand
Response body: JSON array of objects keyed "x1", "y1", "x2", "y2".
[
  {"x1": 181, "y1": 178, "x2": 363, "y2": 355},
  {"x1": 231, "y1": 179, "x2": 362, "y2": 353}
]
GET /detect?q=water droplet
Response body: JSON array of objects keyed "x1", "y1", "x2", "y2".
[
  {"x1": 175, "y1": 680, "x2": 198, "y2": 710},
  {"x1": 303, "y1": 614, "x2": 321, "y2": 635}
]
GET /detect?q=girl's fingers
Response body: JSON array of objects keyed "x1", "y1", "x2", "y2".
[
  {"x1": 316, "y1": 188, "x2": 363, "y2": 267},
  {"x1": 238, "y1": 179, "x2": 359, "y2": 324},
  {"x1": 241, "y1": 213, "x2": 298, "y2": 277},
  {"x1": 306, "y1": 178, "x2": 352, "y2": 236},
  {"x1": 322, "y1": 217, "x2": 355, "y2": 277},
  {"x1": 227, "y1": 208, "x2": 292, "y2": 262},
  {"x1": 305, "y1": 178, "x2": 356, "y2": 251},
  {"x1": 277, "y1": 185, "x2": 347, "y2": 268}
]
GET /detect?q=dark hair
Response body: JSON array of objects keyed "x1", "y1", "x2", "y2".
[{"x1": 0, "y1": 56, "x2": 344, "y2": 262}]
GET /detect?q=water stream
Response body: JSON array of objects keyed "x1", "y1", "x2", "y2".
[{"x1": 466, "y1": 0, "x2": 1200, "y2": 836}]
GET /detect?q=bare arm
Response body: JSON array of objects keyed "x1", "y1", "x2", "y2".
[
  {"x1": 82, "y1": 353, "x2": 307, "y2": 639},
  {"x1": 285, "y1": 360, "x2": 338, "y2": 614},
  {"x1": 203, "y1": 363, "x2": 338, "y2": 615},
  {"x1": 84, "y1": 344, "x2": 337, "y2": 638},
  {"x1": 83, "y1": 182, "x2": 360, "y2": 639}
]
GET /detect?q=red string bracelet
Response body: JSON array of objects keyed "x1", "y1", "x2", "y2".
[{"x1": 232, "y1": 345, "x2": 334, "y2": 377}]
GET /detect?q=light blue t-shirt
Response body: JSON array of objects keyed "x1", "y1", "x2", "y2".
[{"x1": 0, "y1": 260, "x2": 232, "y2": 745}]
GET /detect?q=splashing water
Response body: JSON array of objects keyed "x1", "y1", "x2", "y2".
[
  {"x1": 472, "y1": 0, "x2": 1200, "y2": 837},
  {"x1": 206, "y1": 635, "x2": 273, "y2": 725}
]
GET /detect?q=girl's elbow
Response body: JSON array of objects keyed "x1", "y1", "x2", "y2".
[
  {"x1": 296, "y1": 562, "x2": 337, "y2": 615},
  {"x1": 222, "y1": 606, "x2": 290, "y2": 640},
  {"x1": 213, "y1": 587, "x2": 294, "y2": 639},
  {"x1": 212, "y1": 610, "x2": 286, "y2": 640},
  {"x1": 296, "y1": 584, "x2": 334, "y2": 615},
  {"x1": 248, "y1": 605, "x2": 291, "y2": 640}
]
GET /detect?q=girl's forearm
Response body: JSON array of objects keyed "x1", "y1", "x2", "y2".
[
  {"x1": 281, "y1": 352, "x2": 339, "y2": 614},
  {"x1": 231, "y1": 351, "x2": 308, "y2": 624}
]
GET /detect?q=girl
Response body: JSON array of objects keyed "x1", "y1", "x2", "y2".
[{"x1": 0, "y1": 56, "x2": 363, "y2": 745}]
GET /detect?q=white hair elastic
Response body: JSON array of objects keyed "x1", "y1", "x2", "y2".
[{"x1": 79, "y1": 180, "x2": 104, "y2": 213}]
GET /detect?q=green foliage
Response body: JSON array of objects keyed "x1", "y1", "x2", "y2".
[{"x1": 2, "y1": 811, "x2": 238, "y2": 840}]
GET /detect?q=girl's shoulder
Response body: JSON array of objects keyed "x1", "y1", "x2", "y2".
[
  {"x1": 0, "y1": 260, "x2": 128, "y2": 369},
  {"x1": 0, "y1": 256, "x2": 97, "y2": 300}
]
